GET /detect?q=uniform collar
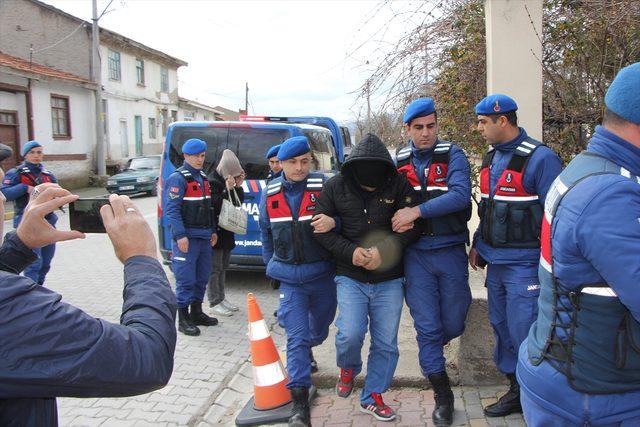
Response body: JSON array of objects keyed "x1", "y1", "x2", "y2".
[
  {"x1": 183, "y1": 162, "x2": 201, "y2": 175},
  {"x1": 588, "y1": 125, "x2": 640, "y2": 176},
  {"x1": 24, "y1": 161, "x2": 43, "y2": 171},
  {"x1": 410, "y1": 139, "x2": 439, "y2": 160},
  {"x1": 492, "y1": 127, "x2": 527, "y2": 152},
  {"x1": 282, "y1": 174, "x2": 306, "y2": 191}
]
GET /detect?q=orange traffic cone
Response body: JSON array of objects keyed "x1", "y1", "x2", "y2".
[
  {"x1": 236, "y1": 293, "x2": 296, "y2": 426},
  {"x1": 247, "y1": 292, "x2": 291, "y2": 409}
]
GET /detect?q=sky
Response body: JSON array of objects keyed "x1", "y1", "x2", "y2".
[{"x1": 40, "y1": 0, "x2": 428, "y2": 124}]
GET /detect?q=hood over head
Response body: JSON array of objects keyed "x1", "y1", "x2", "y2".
[{"x1": 342, "y1": 133, "x2": 396, "y2": 189}]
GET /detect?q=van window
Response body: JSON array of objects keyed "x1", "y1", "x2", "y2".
[
  {"x1": 304, "y1": 129, "x2": 337, "y2": 172},
  {"x1": 227, "y1": 127, "x2": 290, "y2": 179},
  {"x1": 169, "y1": 127, "x2": 228, "y2": 176}
]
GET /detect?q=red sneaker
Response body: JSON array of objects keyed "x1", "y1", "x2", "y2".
[
  {"x1": 359, "y1": 393, "x2": 396, "y2": 421},
  {"x1": 335, "y1": 368, "x2": 354, "y2": 398}
]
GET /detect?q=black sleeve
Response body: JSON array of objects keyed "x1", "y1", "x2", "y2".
[
  {"x1": 0, "y1": 256, "x2": 176, "y2": 398},
  {"x1": 375, "y1": 175, "x2": 421, "y2": 260},
  {"x1": 0, "y1": 232, "x2": 37, "y2": 274},
  {"x1": 312, "y1": 177, "x2": 358, "y2": 264}
]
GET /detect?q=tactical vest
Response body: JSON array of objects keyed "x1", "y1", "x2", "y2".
[
  {"x1": 18, "y1": 165, "x2": 55, "y2": 186},
  {"x1": 14, "y1": 164, "x2": 55, "y2": 213},
  {"x1": 478, "y1": 138, "x2": 544, "y2": 248},
  {"x1": 528, "y1": 152, "x2": 640, "y2": 393},
  {"x1": 396, "y1": 143, "x2": 471, "y2": 237},
  {"x1": 177, "y1": 167, "x2": 213, "y2": 229},
  {"x1": 266, "y1": 173, "x2": 331, "y2": 265}
]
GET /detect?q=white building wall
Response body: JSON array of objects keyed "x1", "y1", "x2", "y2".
[
  {"x1": 29, "y1": 79, "x2": 94, "y2": 185},
  {"x1": 30, "y1": 80, "x2": 94, "y2": 155},
  {"x1": 100, "y1": 44, "x2": 180, "y2": 164}
]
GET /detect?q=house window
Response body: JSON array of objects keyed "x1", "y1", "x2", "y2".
[
  {"x1": 51, "y1": 95, "x2": 71, "y2": 138},
  {"x1": 136, "y1": 58, "x2": 145, "y2": 85},
  {"x1": 148, "y1": 117, "x2": 157, "y2": 139},
  {"x1": 184, "y1": 111, "x2": 194, "y2": 121},
  {"x1": 160, "y1": 66, "x2": 169, "y2": 92},
  {"x1": 108, "y1": 50, "x2": 121, "y2": 81}
]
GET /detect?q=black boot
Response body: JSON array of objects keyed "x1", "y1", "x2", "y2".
[
  {"x1": 288, "y1": 387, "x2": 310, "y2": 427},
  {"x1": 190, "y1": 302, "x2": 219, "y2": 326},
  {"x1": 428, "y1": 371, "x2": 454, "y2": 426},
  {"x1": 178, "y1": 307, "x2": 200, "y2": 336},
  {"x1": 310, "y1": 349, "x2": 318, "y2": 373},
  {"x1": 484, "y1": 373, "x2": 522, "y2": 417}
]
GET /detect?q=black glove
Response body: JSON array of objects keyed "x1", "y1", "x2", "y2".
[{"x1": 270, "y1": 278, "x2": 280, "y2": 290}]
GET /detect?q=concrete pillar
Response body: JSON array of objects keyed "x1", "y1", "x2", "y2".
[{"x1": 485, "y1": 0, "x2": 543, "y2": 140}]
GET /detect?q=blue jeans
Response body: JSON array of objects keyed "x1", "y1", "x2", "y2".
[
  {"x1": 404, "y1": 244, "x2": 471, "y2": 375},
  {"x1": 279, "y1": 276, "x2": 337, "y2": 389},
  {"x1": 334, "y1": 275, "x2": 404, "y2": 405},
  {"x1": 517, "y1": 339, "x2": 640, "y2": 426},
  {"x1": 487, "y1": 262, "x2": 540, "y2": 374}
]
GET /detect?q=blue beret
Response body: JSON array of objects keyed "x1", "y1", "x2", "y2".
[
  {"x1": 265, "y1": 144, "x2": 281, "y2": 159},
  {"x1": 605, "y1": 62, "x2": 640, "y2": 125},
  {"x1": 475, "y1": 94, "x2": 518, "y2": 115},
  {"x1": 403, "y1": 98, "x2": 436, "y2": 124},
  {"x1": 181, "y1": 138, "x2": 207, "y2": 155},
  {"x1": 21, "y1": 140, "x2": 42, "y2": 157},
  {"x1": 277, "y1": 136, "x2": 310, "y2": 161}
]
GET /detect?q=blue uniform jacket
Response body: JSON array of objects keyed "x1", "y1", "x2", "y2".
[
  {"x1": 259, "y1": 175, "x2": 334, "y2": 284},
  {"x1": 1, "y1": 162, "x2": 58, "y2": 225},
  {"x1": 548, "y1": 126, "x2": 640, "y2": 321},
  {"x1": 473, "y1": 129, "x2": 563, "y2": 264},
  {"x1": 409, "y1": 140, "x2": 472, "y2": 250},
  {"x1": 266, "y1": 170, "x2": 282, "y2": 183},
  {"x1": 164, "y1": 163, "x2": 214, "y2": 241},
  {"x1": 0, "y1": 232, "x2": 177, "y2": 426}
]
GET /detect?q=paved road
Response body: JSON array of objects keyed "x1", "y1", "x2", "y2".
[
  {"x1": 4, "y1": 191, "x2": 282, "y2": 426},
  {"x1": 3, "y1": 190, "x2": 524, "y2": 426}
]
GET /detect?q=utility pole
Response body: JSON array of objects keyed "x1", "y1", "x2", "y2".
[
  {"x1": 244, "y1": 82, "x2": 249, "y2": 114},
  {"x1": 92, "y1": 0, "x2": 106, "y2": 176},
  {"x1": 366, "y1": 79, "x2": 371, "y2": 134}
]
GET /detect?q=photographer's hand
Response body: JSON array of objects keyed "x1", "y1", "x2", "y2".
[
  {"x1": 100, "y1": 194, "x2": 157, "y2": 263},
  {"x1": 16, "y1": 186, "x2": 85, "y2": 249}
]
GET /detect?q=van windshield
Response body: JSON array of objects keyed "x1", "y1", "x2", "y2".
[
  {"x1": 228, "y1": 127, "x2": 290, "y2": 179},
  {"x1": 169, "y1": 126, "x2": 290, "y2": 179}
]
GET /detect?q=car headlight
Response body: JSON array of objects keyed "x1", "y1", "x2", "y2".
[
  {"x1": 107, "y1": 180, "x2": 116, "y2": 186},
  {"x1": 137, "y1": 176, "x2": 152, "y2": 183}
]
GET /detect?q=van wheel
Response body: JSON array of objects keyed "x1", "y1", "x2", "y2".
[{"x1": 149, "y1": 179, "x2": 158, "y2": 197}]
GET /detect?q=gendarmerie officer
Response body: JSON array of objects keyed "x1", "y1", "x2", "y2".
[
  {"x1": 468, "y1": 94, "x2": 563, "y2": 417},
  {"x1": 518, "y1": 62, "x2": 640, "y2": 426},
  {"x1": 164, "y1": 138, "x2": 218, "y2": 336}
]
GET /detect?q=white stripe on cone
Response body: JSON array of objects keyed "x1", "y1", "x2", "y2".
[
  {"x1": 248, "y1": 319, "x2": 270, "y2": 341},
  {"x1": 253, "y1": 361, "x2": 287, "y2": 387}
]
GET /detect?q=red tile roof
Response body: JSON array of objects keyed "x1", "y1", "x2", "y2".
[{"x1": 0, "y1": 51, "x2": 94, "y2": 85}]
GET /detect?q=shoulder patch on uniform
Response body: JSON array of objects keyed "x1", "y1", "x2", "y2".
[
  {"x1": 267, "y1": 182, "x2": 282, "y2": 195},
  {"x1": 396, "y1": 148, "x2": 411, "y2": 160}
]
